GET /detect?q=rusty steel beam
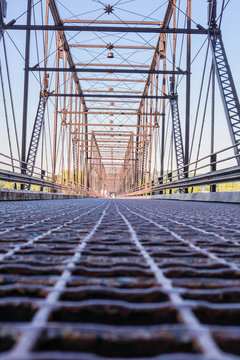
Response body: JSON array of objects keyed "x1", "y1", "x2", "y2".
[
  {"x1": 48, "y1": 0, "x2": 86, "y2": 107},
  {"x1": 78, "y1": 78, "x2": 145, "y2": 82},
  {"x1": 73, "y1": 132, "x2": 132, "y2": 136},
  {"x1": 138, "y1": 0, "x2": 175, "y2": 111},
  {"x1": 83, "y1": 90, "x2": 142, "y2": 94},
  {"x1": 48, "y1": 94, "x2": 171, "y2": 99},
  {"x1": 91, "y1": 131, "x2": 133, "y2": 135},
  {"x1": 62, "y1": 112, "x2": 158, "y2": 115},
  {"x1": 87, "y1": 108, "x2": 138, "y2": 111},
  {"x1": 97, "y1": 147, "x2": 127, "y2": 149},
  {"x1": 70, "y1": 44, "x2": 154, "y2": 50},
  {"x1": 89, "y1": 157, "x2": 135, "y2": 164},
  {"x1": 29, "y1": 67, "x2": 186, "y2": 75},
  {"x1": 69, "y1": 123, "x2": 156, "y2": 128},
  {"x1": 90, "y1": 163, "x2": 128, "y2": 166},
  {"x1": 97, "y1": 151, "x2": 127, "y2": 153},
  {"x1": 74, "y1": 63, "x2": 150, "y2": 68},
  {"x1": 86, "y1": 100, "x2": 140, "y2": 103},
  {"x1": 62, "y1": 19, "x2": 163, "y2": 25},
  {"x1": 79, "y1": 139, "x2": 140, "y2": 143}
]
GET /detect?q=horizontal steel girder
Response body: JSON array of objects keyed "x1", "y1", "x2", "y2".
[
  {"x1": 29, "y1": 67, "x2": 186, "y2": 75},
  {"x1": 74, "y1": 63, "x2": 150, "y2": 68},
  {"x1": 70, "y1": 45, "x2": 155, "y2": 50},
  {"x1": 62, "y1": 20, "x2": 163, "y2": 25},
  {"x1": 78, "y1": 78, "x2": 145, "y2": 82},
  {"x1": 62, "y1": 112, "x2": 159, "y2": 115},
  {"x1": 90, "y1": 163, "x2": 128, "y2": 166},
  {"x1": 48, "y1": 94, "x2": 171, "y2": 99},
  {"x1": 90, "y1": 157, "x2": 135, "y2": 160},
  {"x1": 5, "y1": 24, "x2": 213, "y2": 34},
  {"x1": 69, "y1": 123, "x2": 156, "y2": 127}
]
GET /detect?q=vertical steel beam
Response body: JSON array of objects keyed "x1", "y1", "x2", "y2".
[
  {"x1": 135, "y1": 114, "x2": 140, "y2": 185},
  {"x1": 148, "y1": 75, "x2": 153, "y2": 186},
  {"x1": 184, "y1": 0, "x2": 191, "y2": 193},
  {"x1": 210, "y1": 62, "x2": 216, "y2": 192},
  {"x1": 68, "y1": 76, "x2": 74, "y2": 182},
  {"x1": 52, "y1": 31, "x2": 60, "y2": 177},
  {"x1": 21, "y1": 0, "x2": 32, "y2": 184},
  {"x1": 160, "y1": 37, "x2": 167, "y2": 194},
  {"x1": 85, "y1": 111, "x2": 89, "y2": 189},
  {"x1": 76, "y1": 98, "x2": 81, "y2": 186}
]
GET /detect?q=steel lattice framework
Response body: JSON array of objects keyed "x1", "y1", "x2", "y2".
[
  {"x1": 210, "y1": 33, "x2": 240, "y2": 165},
  {"x1": 26, "y1": 92, "x2": 48, "y2": 178}
]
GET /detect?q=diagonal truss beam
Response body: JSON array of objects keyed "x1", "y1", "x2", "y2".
[
  {"x1": 170, "y1": 95, "x2": 185, "y2": 178},
  {"x1": 26, "y1": 92, "x2": 48, "y2": 178},
  {"x1": 210, "y1": 32, "x2": 240, "y2": 165},
  {"x1": 48, "y1": 0, "x2": 87, "y2": 110}
]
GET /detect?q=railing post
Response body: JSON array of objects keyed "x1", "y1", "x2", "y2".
[
  {"x1": 150, "y1": 179, "x2": 155, "y2": 196},
  {"x1": 158, "y1": 176, "x2": 163, "y2": 195},
  {"x1": 168, "y1": 172, "x2": 172, "y2": 194},
  {"x1": 210, "y1": 153, "x2": 217, "y2": 192},
  {"x1": 40, "y1": 170, "x2": 45, "y2": 192}
]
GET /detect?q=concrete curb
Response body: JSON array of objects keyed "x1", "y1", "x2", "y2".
[
  {"x1": 137, "y1": 192, "x2": 240, "y2": 204},
  {"x1": 0, "y1": 189, "x2": 88, "y2": 201}
]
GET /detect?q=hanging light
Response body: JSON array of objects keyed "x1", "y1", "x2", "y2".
[
  {"x1": 107, "y1": 51, "x2": 114, "y2": 59},
  {"x1": 107, "y1": 43, "x2": 114, "y2": 59}
]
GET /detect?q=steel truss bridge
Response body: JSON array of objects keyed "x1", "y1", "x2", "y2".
[
  {"x1": 0, "y1": 0, "x2": 239, "y2": 196},
  {"x1": 0, "y1": 1, "x2": 240, "y2": 360}
]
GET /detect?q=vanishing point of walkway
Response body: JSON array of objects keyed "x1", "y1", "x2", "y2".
[{"x1": 0, "y1": 199, "x2": 240, "y2": 360}]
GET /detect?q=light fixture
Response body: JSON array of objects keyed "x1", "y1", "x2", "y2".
[
  {"x1": 107, "y1": 51, "x2": 114, "y2": 59},
  {"x1": 107, "y1": 43, "x2": 114, "y2": 59}
]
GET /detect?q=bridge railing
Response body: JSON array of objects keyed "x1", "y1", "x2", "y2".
[
  {"x1": 0, "y1": 152, "x2": 97, "y2": 196},
  {"x1": 120, "y1": 142, "x2": 240, "y2": 197}
]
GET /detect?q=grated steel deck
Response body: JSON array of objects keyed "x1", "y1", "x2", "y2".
[{"x1": 0, "y1": 198, "x2": 239, "y2": 360}]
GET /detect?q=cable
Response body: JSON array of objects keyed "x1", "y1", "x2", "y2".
[
  {"x1": 0, "y1": 59, "x2": 14, "y2": 171},
  {"x1": 171, "y1": 0, "x2": 198, "y2": 27},
  {"x1": 193, "y1": 66, "x2": 213, "y2": 178},
  {"x1": 189, "y1": 42, "x2": 210, "y2": 161},
  {"x1": 2, "y1": 34, "x2": 21, "y2": 160},
  {"x1": 5, "y1": 31, "x2": 43, "y2": 87},
  {"x1": 32, "y1": 3, "x2": 42, "y2": 86},
  {"x1": 218, "y1": 0, "x2": 231, "y2": 28},
  {"x1": 15, "y1": 0, "x2": 41, "y2": 22}
]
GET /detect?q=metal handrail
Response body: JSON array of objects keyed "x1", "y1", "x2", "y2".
[{"x1": 121, "y1": 142, "x2": 240, "y2": 196}]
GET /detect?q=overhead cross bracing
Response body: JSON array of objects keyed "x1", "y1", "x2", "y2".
[
  {"x1": 29, "y1": 0, "x2": 179, "y2": 194},
  {"x1": 0, "y1": 0, "x2": 240, "y2": 196}
]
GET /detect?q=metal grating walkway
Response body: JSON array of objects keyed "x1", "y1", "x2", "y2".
[{"x1": 0, "y1": 199, "x2": 240, "y2": 360}]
